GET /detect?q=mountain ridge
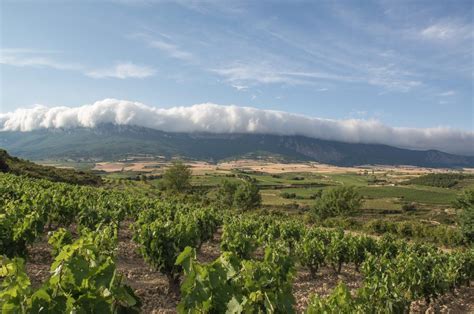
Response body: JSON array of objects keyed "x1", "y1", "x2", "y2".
[{"x1": 1, "y1": 124, "x2": 473, "y2": 168}]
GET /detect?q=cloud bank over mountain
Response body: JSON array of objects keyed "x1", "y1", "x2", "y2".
[{"x1": 1, "y1": 98, "x2": 473, "y2": 156}]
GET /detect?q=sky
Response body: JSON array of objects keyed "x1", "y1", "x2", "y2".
[{"x1": 0, "y1": 0, "x2": 473, "y2": 131}]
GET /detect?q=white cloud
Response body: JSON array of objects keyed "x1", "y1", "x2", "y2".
[
  {"x1": 131, "y1": 33, "x2": 194, "y2": 61},
  {"x1": 420, "y1": 21, "x2": 473, "y2": 41},
  {"x1": 212, "y1": 64, "x2": 296, "y2": 85},
  {"x1": 86, "y1": 62, "x2": 156, "y2": 79},
  {"x1": 0, "y1": 54, "x2": 81, "y2": 71},
  {"x1": 1, "y1": 49, "x2": 155, "y2": 79},
  {"x1": 1, "y1": 98, "x2": 472, "y2": 155},
  {"x1": 231, "y1": 84, "x2": 248, "y2": 91},
  {"x1": 438, "y1": 90, "x2": 456, "y2": 97},
  {"x1": 148, "y1": 39, "x2": 194, "y2": 60}
]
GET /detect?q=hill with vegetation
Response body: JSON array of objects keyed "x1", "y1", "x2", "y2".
[
  {"x1": 404, "y1": 173, "x2": 474, "y2": 188},
  {"x1": 0, "y1": 149, "x2": 101, "y2": 185},
  {"x1": 1, "y1": 124, "x2": 474, "y2": 168}
]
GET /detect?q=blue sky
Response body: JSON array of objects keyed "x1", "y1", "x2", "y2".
[{"x1": 1, "y1": 0, "x2": 472, "y2": 130}]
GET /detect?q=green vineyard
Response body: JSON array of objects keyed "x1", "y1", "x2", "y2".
[{"x1": 1, "y1": 172, "x2": 473, "y2": 313}]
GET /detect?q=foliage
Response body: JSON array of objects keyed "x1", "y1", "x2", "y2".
[
  {"x1": 162, "y1": 160, "x2": 192, "y2": 192},
  {"x1": 401, "y1": 202, "x2": 417, "y2": 212},
  {"x1": 0, "y1": 149, "x2": 101, "y2": 186},
  {"x1": 306, "y1": 245, "x2": 474, "y2": 314},
  {"x1": 0, "y1": 228, "x2": 140, "y2": 313},
  {"x1": 221, "y1": 216, "x2": 260, "y2": 259},
  {"x1": 0, "y1": 173, "x2": 139, "y2": 258},
  {"x1": 307, "y1": 282, "x2": 361, "y2": 314},
  {"x1": 280, "y1": 192, "x2": 297, "y2": 199},
  {"x1": 0, "y1": 157, "x2": 9, "y2": 173},
  {"x1": 133, "y1": 202, "x2": 220, "y2": 293},
  {"x1": 233, "y1": 180, "x2": 262, "y2": 211},
  {"x1": 309, "y1": 190, "x2": 322, "y2": 200},
  {"x1": 2, "y1": 165, "x2": 473, "y2": 313},
  {"x1": 216, "y1": 179, "x2": 238, "y2": 210},
  {"x1": 0, "y1": 200, "x2": 45, "y2": 258},
  {"x1": 347, "y1": 235, "x2": 377, "y2": 271},
  {"x1": 404, "y1": 173, "x2": 472, "y2": 188},
  {"x1": 363, "y1": 219, "x2": 465, "y2": 247},
  {"x1": 326, "y1": 229, "x2": 350, "y2": 274},
  {"x1": 312, "y1": 186, "x2": 362, "y2": 219},
  {"x1": 47, "y1": 228, "x2": 73, "y2": 257},
  {"x1": 454, "y1": 190, "x2": 474, "y2": 243},
  {"x1": 177, "y1": 245, "x2": 295, "y2": 313},
  {"x1": 297, "y1": 234, "x2": 326, "y2": 278}
]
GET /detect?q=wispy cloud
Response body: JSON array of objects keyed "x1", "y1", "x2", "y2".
[
  {"x1": 0, "y1": 50, "x2": 81, "y2": 71},
  {"x1": 131, "y1": 33, "x2": 194, "y2": 61},
  {"x1": 420, "y1": 21, "x2": 473, "y2": 41},
  {"x1": 1, "y1": 49, "x2": 155, "y2": 79},
  {"x1": 213, "y1": 62, "x2": 421, "y2": 92},
  {"x1": 231, "y1": 84, "x2": 248, "y2": 91},
  {"x1": 86, "y1": 62, "x2": 156, "y2": 79},
  {"x1": 438, "y1": 90, "x2": 456, "y2": 97},
  {"x1": 365, "y1": 65, "x2": 422, "y2": 92},
  {"x1": 212, "y1": 64, "x2": 301, "y2": 85},
  {"x1": 148, "y1": 39, "x2": 193, "y2": 60}
]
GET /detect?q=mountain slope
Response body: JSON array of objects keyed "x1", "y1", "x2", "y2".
[
  {"x1": 0, "y1": 149, "x2": 102, "y2": 185},
  {"x1": 1, "y1": 124, "x2": 473, "y2": 168}
]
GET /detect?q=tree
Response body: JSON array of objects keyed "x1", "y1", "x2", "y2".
[
  {"x1": 0, "y1": 158, "x2": 9, "y2": 173},
  {"x1": 454, "y1": 190, "x2": 474, "y2": 243},
  {"x1": 312, "y1": 186, "x2": 362, "y2": 219},
  {"x1": 216, "y1": 179, "x2": 238, "y2": 209},
  {"x1": 233, "y1": 180, "x2": 261, "y2": 211},
  {"x1": 162, "y1": 160, "x2": 192, "y2": 192},
  {"x1": 0, "y1": 150, "x2": 9, "y2": 173}
]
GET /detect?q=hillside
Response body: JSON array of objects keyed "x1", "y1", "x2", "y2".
[
  {"x1": 1, "y1": 124, "x2": 473, "y2": 168},
  {"x1": 0, "y1": 149, "x2": 102, "y2": 185}
]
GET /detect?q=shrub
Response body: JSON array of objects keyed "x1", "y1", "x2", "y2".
[
  {"x1": 281, "y1": 192, "x2": 297, "y2": 199},
  {"x1": 401, "y1": 202, "x2": 417, "y2": 212},
  {"x1": 162, "y1": 160, "x2": 192, "y2": 192},
  {"x1": 309, "y1": 190, "x2": 323, "y2": 199},
  {"x1": 454, "y1": 190, "x2": 474, "y2": 244},
  {"x1": 312, "y1": 186, "x2": 362, "y2": 219},
  {"x1": 404, "y1": 173, "x2": 471, "y2": 188},
  {"x1": 216, "y1": 179, "x2": 238, "y2": 209},
  {"x1": 234, "y1": 180, "x2": 261, "y2": 211}
]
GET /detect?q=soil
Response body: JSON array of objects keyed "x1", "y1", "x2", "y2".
[
  {"x1": 24, "y1": 222, "x2": 474, "y2": 313},
  {"x1": 93, "y1": 159, "x2": 470, "y2": 176}
]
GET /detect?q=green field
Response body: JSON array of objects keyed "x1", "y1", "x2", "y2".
[{"x1": 103, "y1": 167, "x2": 464, "y2": 230}]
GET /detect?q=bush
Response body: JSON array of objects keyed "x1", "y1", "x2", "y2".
[
  {"x1": 281, "y1": 192, "x2": 297, "y2": 199},
  {"x1": 404, "y1": 173, "x2": 472, "y2": 188},
  {"x1": 401, "y1": 202, "x2": 417, "y2": 212},
  {"x1": 162, "y1": 160, "x2": 192, "y2": 192},
  {"x1": 309, "y1": 190, "x2": 323, "y2": 200},
  {"x1": 454, "y1": 190, "x2": 474, "y2": 243},
  {"x1": 312, "y1": 186, "x2": 362, "y2": 219},
  {"x1": 234, "y1": 180, "x2": 261, "y2": 211},
  {"x1": 321, "y1": 217, "x2": 359, "y2": 229},
  {"x1": 216, "y1": 180, "x2": 238, "y2": 209}
]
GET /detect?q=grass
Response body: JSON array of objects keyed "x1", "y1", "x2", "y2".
[
  {"x1": 362, "y1": 198, "x2": 401, "y2": 211},
  {"x1": 356, "y1": 185, "x2": 458, "y2": 205},
  {"x1": 323, "y1": 173, "x2": 371, "y2": 186}
]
